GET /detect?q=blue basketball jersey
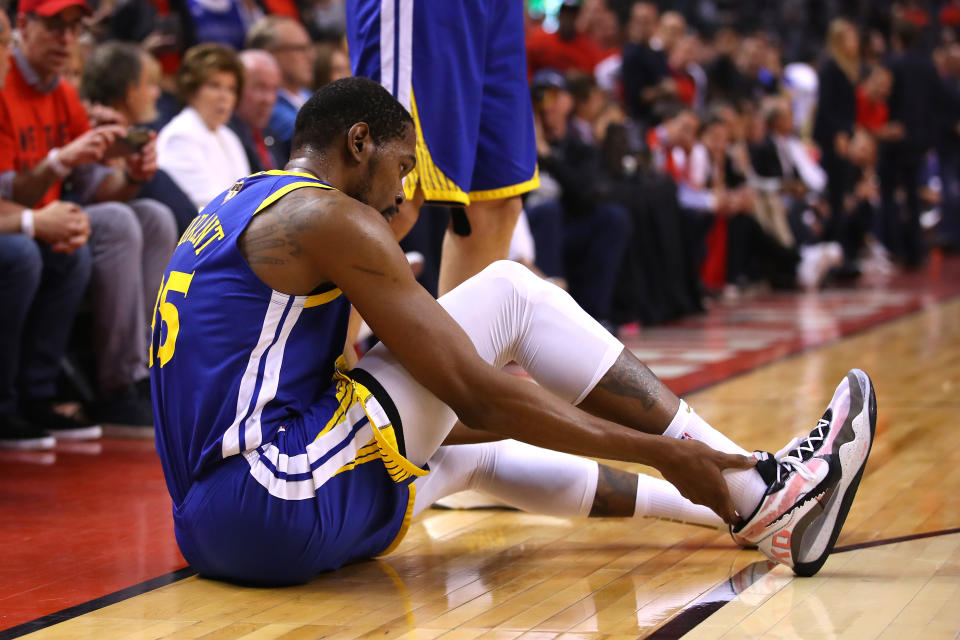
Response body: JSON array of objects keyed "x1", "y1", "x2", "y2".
[
  {"x1": 150, "y1": 170, "x2": 352, "y2": 504},
  {"x1": 150, "y1": 171, "x2": 428, "y2": 582}
]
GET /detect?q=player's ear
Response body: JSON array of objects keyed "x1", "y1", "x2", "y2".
[{"x1": 347, "y1": 123, "x2": 372, "y2": 162}]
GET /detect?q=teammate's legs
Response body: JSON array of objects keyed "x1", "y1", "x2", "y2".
[
  {"x1": 437, "y1": 196, "x2": 522, "y2": 295},
  {"x1": 355, "y1": 260, "x2": 768, "y2": 518}
]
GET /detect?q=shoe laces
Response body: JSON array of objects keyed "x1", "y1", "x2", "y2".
[
  {"x1": 774, "y1": 416, "x2": 829, "y2": 462},
  {"x1": 774, "y1": 454, "x2": 817, "y2": 483}
]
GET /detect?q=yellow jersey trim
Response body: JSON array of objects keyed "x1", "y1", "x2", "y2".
[
  {"x1": 253, "y1": 181, "x2": 335, "y2": 215},
  {"x1": 469, "y1": 166, "x2": 541, "y2": 202},
  {"x1": 406, "y1": 89, "x2": 471, "y2": 206},
  {"x1": 304, "y1": 288, "x2": 343, "y2": 308},
  {"x1": 378, "y1": 483, "x2": 416, "y2": 557}
]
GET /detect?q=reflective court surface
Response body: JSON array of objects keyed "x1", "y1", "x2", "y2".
[{"x1": 2, "y1": 256, "x2": 960, "y2": 640}]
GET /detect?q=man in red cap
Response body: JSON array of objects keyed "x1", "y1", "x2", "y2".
[
  {"x1": 0, "y1": 0, "x2": 178, "y2": 433},
  {"x1": 0, "y1": 7, "x2": 96, "y2": 450}
]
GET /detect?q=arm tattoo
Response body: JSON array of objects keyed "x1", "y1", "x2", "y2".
[
  {"x1": 595, "y1": 352, "x2": 661, "y2": 411},
  {"x1": 589, "y1": 464, "x2": 638, "y2": 517},
  {"x1": 239, "y1": 189, "x2": 327, "y2": 266}
]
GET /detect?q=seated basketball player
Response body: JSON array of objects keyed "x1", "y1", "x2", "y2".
[{"x1": 150, "y1": 78, "x2": 876, "y2": 586}]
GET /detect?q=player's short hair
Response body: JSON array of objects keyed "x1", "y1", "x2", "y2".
[
  {"x1": 292, "y1": 77, "x2": 413, "y2": 153},
  {"x1": 80, "y1": 42, "x2": 144, "y2": 106},
  {"x1": 176, "y1": 43, "x2": 244, "y2": 104}
]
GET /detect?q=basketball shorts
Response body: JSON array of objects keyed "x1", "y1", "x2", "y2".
[
  {"x1": 345, "y1": 0, "x2": 539, "y2": 207},
  {"x1": 172, "y1": 368, "x2": 426, "y2": 586}
]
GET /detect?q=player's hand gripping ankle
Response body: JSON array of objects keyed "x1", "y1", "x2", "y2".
[{"x1": 656, "y1": 438, "x2": 756, "y2": 525}]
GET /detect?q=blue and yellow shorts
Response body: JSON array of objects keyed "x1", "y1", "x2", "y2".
[{"x1": 346, "y1": 0, "x2": 539, "y2": 207}]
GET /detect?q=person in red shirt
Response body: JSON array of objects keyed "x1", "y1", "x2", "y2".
[
  {"x1": 0, "y1": 8, "x2": 96, "y2": 450},
  {"x1": 855, "y1": 65, "x2": 905, "y2": 143},
  {"x1": 0, "y1": 0, "x2": 178, "y2": 431},
  {"x1": 526, "y1": 0, "x2": 606, "y2": 76}
]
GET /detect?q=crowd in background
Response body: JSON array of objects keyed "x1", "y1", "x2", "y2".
[{"x1": 2, "y1": 0, "x2": 959, "y2": 446}]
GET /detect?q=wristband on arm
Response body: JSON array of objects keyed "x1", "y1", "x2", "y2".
[
  {"x1": 46, "y1": 148, "x2": 71, "y2": 179},
  {"x1": 20, "y1": 209, "x2": 35, "y2": 238}
]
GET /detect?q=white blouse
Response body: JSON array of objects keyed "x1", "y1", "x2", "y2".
[{"x1": 157, "y1": 106, "x2": 251, "y2": 211}]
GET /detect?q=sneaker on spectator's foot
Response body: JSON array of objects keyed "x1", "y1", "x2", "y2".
[
  {"x1": 20, "y1": 399, "x2": 102, "y2": 441},
  {"x1": 0, "y1": 413, "x2": 56, "y2": 450},
  {"x1": 91, "y1": 384, "x2": 154, "y2": 438}
]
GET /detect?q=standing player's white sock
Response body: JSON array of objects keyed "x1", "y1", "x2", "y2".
[
  {"x1": 635, "y1": 474, "x2": 725, "y2": 528},
  {"x1": 662, "y1": 400, "x2": 767, "y2": 518}
]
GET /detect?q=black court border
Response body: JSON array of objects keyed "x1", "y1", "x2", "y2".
[
  {"x1": 0, "y1": 568, "x2": 196, "y2": 640},
  {"x1": 644, "y1": 526, "x2": 960, "y2": 639},
  {"x1": 3, "y1": 294, "x2": 960, "y2": 640}
]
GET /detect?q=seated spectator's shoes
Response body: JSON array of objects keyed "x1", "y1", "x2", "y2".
[
  {"x1": 767, "y1": 369, "x2": 877, "y2": 576},
  {"x1": 92, "y1": 385, "x2": 154, "y2": 438},
  {"x1": 20, "y1": 400, "x2": 102, "y2": 441},
  {"x1": 731, "y1": 451, "x2": 841, "y2": 575},
  {"x1": 0, "y1": 413, "x2": 56, "y2": 450}
]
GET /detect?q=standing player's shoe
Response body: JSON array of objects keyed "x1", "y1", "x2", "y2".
[{"x1": 732, "y1": 369, "x2": 877, "y2": 576}]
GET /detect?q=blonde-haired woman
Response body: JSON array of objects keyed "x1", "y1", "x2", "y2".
[
  {"x1": 813, "y1": 18, "x2": 860, "y2": 222},
  {"x1": 158, "y1": 43, "x2": 251, "y2": 211}
]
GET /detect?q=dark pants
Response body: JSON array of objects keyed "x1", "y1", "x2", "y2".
[
  {"x1": 527, "y1": 199, "x2": 631, "y2": 322},
  {"x1": 137, "y1": 169, "x2": 201, "y2": 234},
  {"x1": 878, "y1": 147, "x2": 925, "y2": 266},
  {"x1": 938, "y1": 146, "x2": 960, "y2": 246},
  {"x1": 0, "y1": 236, "x2": 91, "y2": 414},
  {"x1": 727, "y1": 213, "x2": 800, "y2": 288}
]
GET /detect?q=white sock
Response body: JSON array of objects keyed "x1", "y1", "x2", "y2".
[
  {"x1": 634, "y1": 473, "x2": 725, "y2": 529},
  {"x1": 662, "y1": 400, "x2": 767, "y2": 519}
]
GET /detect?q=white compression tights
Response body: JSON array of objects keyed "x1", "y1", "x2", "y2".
[
  {"x1": 354, "y1": 261, "x2": 724, "y2": 527},
  {"x1": 355, "y1": 260, "x2": 624, "y2": 467}
]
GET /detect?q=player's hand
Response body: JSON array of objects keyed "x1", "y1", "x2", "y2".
[
  {"x1": 33, "y1": 201, "x2": 90, "y2": 251},
  {"x1": 655, "y1": 437, "x2": 756, "y2": 525},
  {"x1": 59, "y1": 125, "x2": 126, "y2": 168},
  {"x1": 125, "y1": 135, "x2": 158, "y2": 183}
]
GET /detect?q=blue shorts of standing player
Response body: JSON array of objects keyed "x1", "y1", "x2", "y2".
[{"x1": 345, "y1": 0, "x2": 540, "y2": 209}]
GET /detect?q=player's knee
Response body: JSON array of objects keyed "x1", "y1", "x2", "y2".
[{"x1": 479, "y1": 259, "x2": 563, "y2": 304}]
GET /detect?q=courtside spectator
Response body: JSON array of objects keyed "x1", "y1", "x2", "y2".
[
  {"x1": 620, "y1": 1, "x2": 671, "y2": 123},
  {"x1": 0, "y1": 0, "x2": 177, "y2": 431},
  {"x1": 245, "y1": 16, "x2": 315, "y2": 153},
  {"x1": 0, "y1": 10, "x2": 96, "y2": 448},
  {"x1": 527, "y1": 0, "x2": 606, "y2": 75},
  {"x1": 880, "y1": 20, "x2": 942, "y2": 267},
  {"x1": 188, "y1": 0, "x2": 263, "y2": 51},
  {"x1": 813, "y1": 18, "x2": 859, "y2": 233},
  {"x1": 937, "y1": 42, "x2": 960, "y2": 250},
  {"x1": 229, "y1": 49, "x2": 285, "y2": 172},
  {"x1": 81, "y1": 41, "x2": 197, "y2": 231},
  {"x1": 311, "y1": 42, "x2": 351, "y2": 91},
  {"x1": 528, "y1": 70, "x2": 631, "y2": 330},
  {"x1": 157, "y1": 43, "x2": 250, "y2": 210}
]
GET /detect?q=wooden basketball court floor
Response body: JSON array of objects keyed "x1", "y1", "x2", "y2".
[{"x1": 2, "y1": 257, "x2": 960, "y2": 640}]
